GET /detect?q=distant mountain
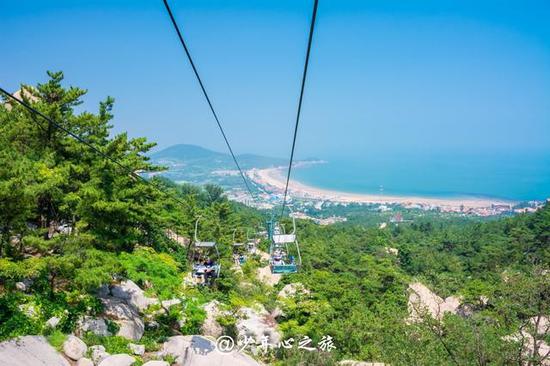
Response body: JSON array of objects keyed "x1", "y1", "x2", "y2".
[{"x1": 150, "y1": 144, "x2": 286, "y2": 170}]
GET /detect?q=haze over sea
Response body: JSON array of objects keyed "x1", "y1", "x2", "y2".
[{"x1": 292, "y1": 151, "x2": 550, "y2": 202}]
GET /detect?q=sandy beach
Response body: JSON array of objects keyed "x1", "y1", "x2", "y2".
[{"x1": 247, "y1": 167, "x2": 515, "y2": 210}]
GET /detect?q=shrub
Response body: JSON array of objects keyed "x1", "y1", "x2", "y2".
[{"x1": 119, "y1": 247, "x2": 182, "y2": 299}]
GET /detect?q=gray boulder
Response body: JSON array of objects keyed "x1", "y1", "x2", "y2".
[
  {"x1": 45, "y1": 316, "x2": 61, "y2": 329},
  {"x1": 0, "y1": 335, "x2": 70, "y2": 366},
  {"x1": 159, "y1": 335, "x2": 260, "y2": 366},
  {"x1": 101, "y1": 297, "x2": 144, "y2": 341},
  {"x1": 90, "y1": 345, "x2": 110, "y2": 364},
  {"x1": 77, "y1": 316, "x2": 111, "y2": 337},
  {"x1": 200, "y1": 301, "x2": 224, "y2": 338},
  {"x1": 128, "y1": 343, "x2": 145, "y2": 355},
  {"x1": 98, "y1": 284, "x2": 111, "y2": 298},
  {"x1": 63, "y1": 335, "x2": 87, "y2": 361},
  {"x1": 237, "y1": 306, "x2": 281, "y2": 346},
  {"x1": 111, "y1": 280, "x2": 157, "y2": 311},
  {"x1": 116, "y1": 319, "x2": 144, "y2": 341},
  {"x1": 102, "y1": 297, "x2": 139, "y2": 320},
  {"x1": 142, "y1": 361, "x2": 170, "y2": 366},
  {"x1": 76, "y1": 358, "x2": 94, "y2": 366},
  {"x1": 98, "y1": 354, "x2": 136, "y2": 366},
  {"x1": 15, "y1": 279, "x2": 33, "y2": 292}
]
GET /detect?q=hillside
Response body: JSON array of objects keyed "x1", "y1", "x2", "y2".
[{"x1": 1, "y1": 74, "x2": 549, "y2": 366}]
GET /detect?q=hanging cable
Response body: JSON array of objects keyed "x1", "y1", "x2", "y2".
[
  {"x1": 280, "y1": 0, "x2": 319, "y2": 218},
  {"x1": 0, "y1": 87, "x2": 187, "y2": 206},
  {"x1": 162, "y1": 0, "x2": 257, "y2": 203}
]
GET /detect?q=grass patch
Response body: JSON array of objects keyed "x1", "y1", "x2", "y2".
[
  {"x1": 82, "y1": 333, "x2": 131, "y2": 354},
  {"x1": 46, "y1": 330, "x2": 67, "y2": 351}
]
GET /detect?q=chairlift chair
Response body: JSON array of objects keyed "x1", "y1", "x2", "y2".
[
  {"x1": 191, "y1": 217, "x2": 221, "y2": 283},
  {"x1": 269, "y1": 215, "x2": 302, "y2": 274},
  {"x1": 232, "y1": 228, "x2": 247, "y2": 265},
  {"x1": 245, "y1": 228, "x2": 258, "y2": 254}
]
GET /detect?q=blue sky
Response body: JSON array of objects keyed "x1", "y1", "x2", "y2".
[{"x1": 2, "y1": 0, "x2": 549, "y2": 159}]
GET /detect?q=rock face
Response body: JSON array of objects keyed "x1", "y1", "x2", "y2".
[
  {"x1": 98, "y1": 354, "x2": 136, "y2": 366},
  {"x1": 128, "y1": 343, "x2": 145, "y2": 355},
  {"x1": 504, "y1": 331, "x2": 550, "y2": 365},
  {"x1": 277, "y1": 283, "x2": 309, "y2": 299},
  {"x1": 407, "y1": 282, "x2": 460, "y2": 322},
  {"x1": 200, "y1": 301, "x2": 224, "y2": 338},
  {"x1": 63, "y1": 335, "x2": 87, "y2": 361},
  {"x1": 237, "y1": 306, "x2": 281, "y2": 346},
  {"x1": 256, "y1": 250, "x2": 281, "y2": 286},
  {"x1": 143, "y1": 362, "x2": 170, "y2": 366},
  {"x1": 97, "y1": 279, "x2": 159, "y2": 341},
  {"x1": 76, "y1": 358, "x2": 94, "y2": 366},
  {"x1": 46, "y1": 316, "x2": 61, "y2": 329},
  {"x1": 257, "y1": 265, "x2": 281, "y2": 286},
  {"x1": 111, "y1": 280, "x2": 157, "y2": 311},
  {"x1": 77, "y1": 316, "x2": 111, "y2": 337},
  {"x1": 0, "y1": 335, "x2": 70, "y2": 366},
  {"x1": 159, "y1": 335, "x2": 260, "y2": 366},
  {"x1": 90, "y1": 345, "x2": 110, "y2": 364},
  {"x1": 101, "y1": 297, "x2": 144, "y2": 341}
]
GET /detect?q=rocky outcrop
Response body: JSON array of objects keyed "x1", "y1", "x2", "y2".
[
  {"x1": 63, "y1": 335, "x2": 87, "y2": 361},
  {"x1": 45, "y1": 316, "x2": 61, "y2": 329},
  {"x1": 77, "y1": 316, "x2": 111, "y2": 337},
  {"x1": 237, "y1": 305, "x2": 281, "y2": 346},
  {"x1": 97, "y1": 354, "x2": 136, "y2": 366},
  {"x1": 200, "y1": 301, "x2": 224, "y2": 338},
  {"x1": 257, "y1": 266, "x2": 281, "y2": 286},
  {"x1": 111, "y1": 280, "x2": 157, "y2": 311},
  {"x1": 0, "y1": 336, "x2": 70, "y2": 366},
  {"x1": 503, "y1": 331, "x2": 550, "y2": 365},
  {"x1": 384, "y1": 247, "x2": 399, "y2": 256},
  {"x1": 76, "y1": 358, "x2": 94, "y2": 366},
  {"x1": 90, "y1": 345, "x2": 110, "y2": 364},
  {"x1": 277, "y1": 283, "x2": 309, "y2": 299},
  {"x1": 101, "y1": 297, "x2": 144, "y2": 341},
  {"x1": 143, "y1": 361, "x2": 170, "y2": 366},
  {"x1": 128, "y1": 343, "x2": 145, "y2": 356},
  {"x1": 158, "y1": 335, "x2": 260, "y2": 366},
  {"x1": 407, "y1": 282, "x2": 460, "y2": 322}
]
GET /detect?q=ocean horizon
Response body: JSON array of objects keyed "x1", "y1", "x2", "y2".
[{"x1": 292, "y1": 151, "x2": 550, "y2": 202}]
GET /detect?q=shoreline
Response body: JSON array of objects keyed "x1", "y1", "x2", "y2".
[{"x1": 247, "y1": 167, "x2": 516, "y2": 210}]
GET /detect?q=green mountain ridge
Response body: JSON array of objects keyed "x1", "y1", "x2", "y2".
[{"x1": 151, "y1": 143, "x2": 287, "y2": 169}]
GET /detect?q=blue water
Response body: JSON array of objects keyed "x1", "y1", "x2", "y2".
[{"x1": 293, "y1": 151, "x2": 550, "y2": 201}]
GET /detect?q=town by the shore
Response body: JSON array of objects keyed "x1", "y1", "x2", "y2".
[{"x1": 246, "y1": 166, "x2": 517, "y2": 212}]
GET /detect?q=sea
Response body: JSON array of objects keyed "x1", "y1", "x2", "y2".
[{"x1": 292, "y1": 151, "x2": 550, "y2": 202}]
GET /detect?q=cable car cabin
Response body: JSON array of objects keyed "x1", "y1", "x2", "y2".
[
  {"x1": 269, "y1": 217, "x2": 302, "y2": 274},
  {"x1": 191, "y1": 218, "x2": 221, "y2": 285}
]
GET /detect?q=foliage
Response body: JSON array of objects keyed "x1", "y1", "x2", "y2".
[{"x1": 119, "y1": 247, "x2": 182, "y2": 299}]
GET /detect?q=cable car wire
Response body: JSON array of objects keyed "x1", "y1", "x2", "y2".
[
  {"x1": 280, "y1": 0, "x2": 319, "y2": 218},
  {"x1": 0, "y1": 87, "x2": 187, "y2": 207},
  {"x1": 162, "y1": 0, "x2": 257, "y2": 203}
]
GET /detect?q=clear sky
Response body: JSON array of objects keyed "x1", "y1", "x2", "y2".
[{"x1": 2, "y1": 0, "x2": 549, "y2": 159}]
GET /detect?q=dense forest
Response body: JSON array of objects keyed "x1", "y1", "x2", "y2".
[{"x1": 0, "y1": 73, "x2": 548, "y2": 366}]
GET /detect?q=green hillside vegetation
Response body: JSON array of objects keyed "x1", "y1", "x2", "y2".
[{"x1": 0, "y1": 73, "x2": 548, "y2": 365}]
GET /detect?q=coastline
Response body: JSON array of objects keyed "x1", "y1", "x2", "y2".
[{"x1": 247, "y1": 166, "x2": 516, "y2": 210}]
